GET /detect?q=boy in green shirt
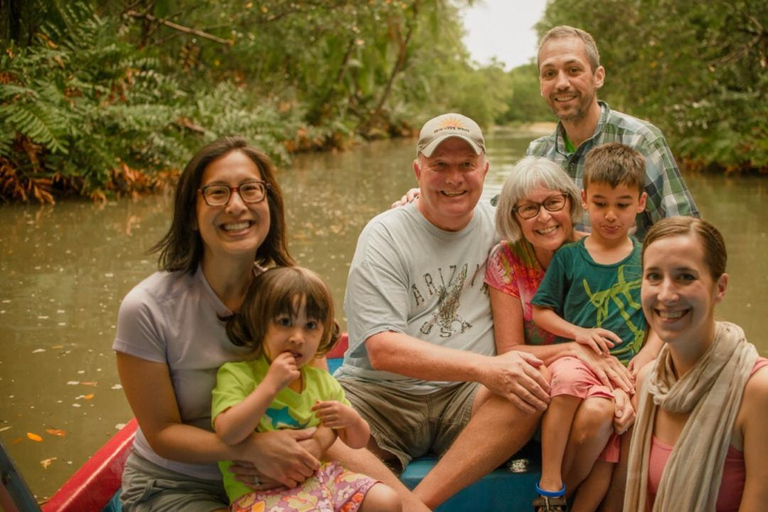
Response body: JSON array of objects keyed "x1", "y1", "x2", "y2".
[{"x1": 531, "y1": 142, "x2": 662, "y2": 511}]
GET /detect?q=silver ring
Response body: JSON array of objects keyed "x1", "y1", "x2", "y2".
[{"x1": 253, "y1": 474, "x2": 261, "y2": 486}]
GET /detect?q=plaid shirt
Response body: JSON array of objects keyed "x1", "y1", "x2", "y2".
[{"x1": 526, "y1": 101, "x2": 699, "y2": 240}]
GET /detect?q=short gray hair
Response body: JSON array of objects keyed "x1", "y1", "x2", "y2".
[{"x1": 495, "y1": 156, "x2": 583, "y2": 242}]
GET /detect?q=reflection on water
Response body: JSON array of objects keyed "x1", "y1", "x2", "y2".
[{"x1": 1, "y1": 129, "x2": 767, "y2": 500}]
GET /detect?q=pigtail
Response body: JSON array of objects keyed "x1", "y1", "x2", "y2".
[
  {"x1": 225, "y1": 311, "x2": 257, "y2": 350},
  {"x1": 316, "y1": 319, "x2": 342, "y2": 357}
]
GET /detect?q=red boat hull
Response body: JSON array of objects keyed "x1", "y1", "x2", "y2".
[{"x1": 42, "y1": 418, "x2": 137, "y2": 512}]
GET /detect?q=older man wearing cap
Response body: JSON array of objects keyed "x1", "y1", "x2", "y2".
[{"x1": 329, "y1": 113, "x2": 550, "y2": 510}]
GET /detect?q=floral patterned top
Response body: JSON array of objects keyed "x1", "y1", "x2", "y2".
[{"x1": 485, "y1": 239, "x2": 556, "y2": 346}]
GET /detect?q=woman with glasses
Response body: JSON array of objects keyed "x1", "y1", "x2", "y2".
[
  {"x1": 113, "y1": 137, "x2": 334, "y2": 510},
  {"x1": 485, "y1": 156, "x2": 635, "y2": 510}
]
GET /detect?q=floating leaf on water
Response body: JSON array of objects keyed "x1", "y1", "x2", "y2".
[
  {"x1": 115, "y1": 423, "x2": 126, "y2": 430},
  {"x1": 80, "y1": 381, "x2": 98, "y2": 387},
  {"x1": 72, "y1": 404, "x2": 81, "y2": 408},
  {"x1": 40, "y1": 457, "x2": 57, "y2": 469},
  {"x1": 45, "y1": 429, "x2": 66, "y2": 437},
  {"x1": 51, "y1": 345, "x2": 64, "y2": 349},
  {"x1": 27, "y1": 432, "x2": 43, "y2": 442},
  {"x1": 83, "y1": 394, "x2": 94, "y2": 400},
  {"x1": 111, "y1": 384, "x2": 123, "y2": 390},
  {"x1": 0, "y1": 426, "x2": 11, "y2": 433},
  {"x1": 32, "y1": 349, "x2": 46, "y2": 354},
  {"x1": 66, "y1": 381, "x2": 79, "y2": 385}
]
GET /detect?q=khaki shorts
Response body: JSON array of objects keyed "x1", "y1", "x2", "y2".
[
  {"x1": 338, "y1": 378, "x2": 479, "y2": 472},
  {"x1": 121, "y1": 451, "x2": 228, "y2": 511}
]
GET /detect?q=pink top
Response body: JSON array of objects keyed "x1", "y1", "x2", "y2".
[
  {"x1": 646, "y1": 357, "x2": 768, "y2": 511},
  {"x1": 484, "y1": 240, "x2": 555, "y2": 345}
]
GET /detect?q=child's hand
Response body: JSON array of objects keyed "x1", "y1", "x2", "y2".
[
  {"x1": 265, "y1": 352, "x2": 300, "y2": 391},
  {"x1": 573, "y1": 327, "x2": 620, "y2": 356},
  {"x1": 627, "y1": 350, "x2": 656, "y2": 379},
  {"x1": 310, "y1": 400, "x2": 360, "y2": 430},
  {"x1": 611, "y1": 388, "x2": 636, "y2": 435}
]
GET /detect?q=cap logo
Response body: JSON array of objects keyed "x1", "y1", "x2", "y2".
[{"x1": 434, "y1": 116, "x2": 470, "y2": 134}]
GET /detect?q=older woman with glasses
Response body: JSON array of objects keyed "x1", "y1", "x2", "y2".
[
  {"x1": 486, "y1": 156, "x2": 635, "y2": 510},
  {"x1": 113, "y1": 137, "x2": 335, "y2": 511}
]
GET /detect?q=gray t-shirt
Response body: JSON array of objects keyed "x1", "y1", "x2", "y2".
[
  {"x1": 335, "y1": 201, "x2": 498, "y2": 394},
  {"x1": 113, "y1": 268, "x2": 249, "y2": 479}
]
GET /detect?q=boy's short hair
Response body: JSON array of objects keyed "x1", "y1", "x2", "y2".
[{"x1": 583, "y1": 143, "x2": 646, "y2": 195}]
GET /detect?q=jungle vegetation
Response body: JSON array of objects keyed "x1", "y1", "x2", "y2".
[{"x1": 1, "y1": 0, "x2": 765, "y2": 203}]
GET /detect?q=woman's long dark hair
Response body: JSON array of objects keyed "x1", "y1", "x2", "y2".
[{"x1": 151, "y1": 136, "x2": 294, "y2": 273}]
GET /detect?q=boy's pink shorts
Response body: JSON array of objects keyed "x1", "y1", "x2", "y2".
[{"x1": 549, "y1": 356, "x2": 621, "y2": 463}]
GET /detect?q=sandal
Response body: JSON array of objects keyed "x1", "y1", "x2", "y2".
[
  {"x1": 532, "y1": 495, "x2": 568, "y2": 512},
  {"x1": 532, "y1": 482, "x2": 568, "y2": 512}
]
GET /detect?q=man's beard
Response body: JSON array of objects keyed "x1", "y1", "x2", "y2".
[{"x1": 550, "y1": 90, "x2": 594, "y2": 123}]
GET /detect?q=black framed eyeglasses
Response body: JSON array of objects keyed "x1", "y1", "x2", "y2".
[
  {"x1": 198, "y1": 180, "x2": 270, "y2": 206},
  {"x1": 513, "y1": 193, "x2": 568, "y2": 220}
]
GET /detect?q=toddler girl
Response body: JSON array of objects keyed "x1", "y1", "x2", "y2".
[{"x1": 212, "y1": 266, "x2": 400, "y2": 512}]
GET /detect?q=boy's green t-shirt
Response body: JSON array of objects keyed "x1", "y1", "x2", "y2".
[
  {"x1": 531, "y1": 237, "x2": 645, "y2": 363},
  {"x1": 211, "y1": 355, "x2": 350, "y2": 502}
]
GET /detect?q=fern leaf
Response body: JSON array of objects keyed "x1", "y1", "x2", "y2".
[
  {"x1": 0, "y1": 129, "x2": 15, "y2": 157},
  {"x1": 0, "y1": 103, "x2": 69, "y2": 154},
  {"x1": 0, "y1": 84, "x2": 39, "y2": 102}
]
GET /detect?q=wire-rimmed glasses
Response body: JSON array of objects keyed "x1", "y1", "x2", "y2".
[{"x1": 513, "y1": 193, "x2": 568, "y2": 220}]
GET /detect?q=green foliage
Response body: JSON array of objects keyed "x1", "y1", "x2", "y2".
[
  {"x1": 537, "y1": 0, "x2": 768, "y2": 172},
  {"x1": 1, "y1": 3, "x2": 186, "y2": 198},
  {"x1": 3, "y1": 0, "x2": 762, "y2": 204},
  {"x1": 0, "y1": 0, "x2": 312, "y2": 201},
  {"x1": 0, "y1": 82, "x2": 70, "y2": 155},
  {"x1": 4, "y1": 0, "x2": 515, "y2": 202},
  {"x1": 500, "y1": 63, "x2": 554, "y2": 124}
]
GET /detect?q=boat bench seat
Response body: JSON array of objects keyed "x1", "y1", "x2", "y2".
[
  {"x1": 400, "y1": 450, "x2": 541, "y2": 511},
  {"x1": 98, "y1": 457, "x2": 542, "y2": 512}
]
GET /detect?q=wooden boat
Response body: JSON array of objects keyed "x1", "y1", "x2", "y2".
[{"x1": 1, "y1": 335, "x2": 542, "y2": 511}]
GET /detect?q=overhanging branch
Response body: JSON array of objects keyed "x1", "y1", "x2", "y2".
[{"x1": 125, "y1": 10, "x2": 234, "y2": 46}]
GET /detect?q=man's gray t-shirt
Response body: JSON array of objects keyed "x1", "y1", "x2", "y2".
[{"x1": 335, "y1": 201, "x2": 498, "y2": 394}]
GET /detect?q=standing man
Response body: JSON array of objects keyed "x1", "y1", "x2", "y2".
[
  {"x1": 330, "y1": 113, "x2": 550, "y2": 510},
  {"x1": 528, "y1": 25, "x2": 699, "y2": 239}
]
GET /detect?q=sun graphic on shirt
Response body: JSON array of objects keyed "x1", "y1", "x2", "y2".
[{"x1": 439, "y1": 116, "x2": 466, "y2": 130}]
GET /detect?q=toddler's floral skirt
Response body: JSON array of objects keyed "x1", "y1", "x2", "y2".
[{"x1": 230, "y1": 461, "x2": 377, "y2": 512}]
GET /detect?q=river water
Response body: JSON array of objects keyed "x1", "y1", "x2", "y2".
[{"x1": 1, "y1": 127, "x2": 767, "y2": 501}]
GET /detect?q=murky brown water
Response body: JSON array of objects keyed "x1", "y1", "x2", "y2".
[{"x1": 1, "y1": 128, "x2": 767, "y2": 502}]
